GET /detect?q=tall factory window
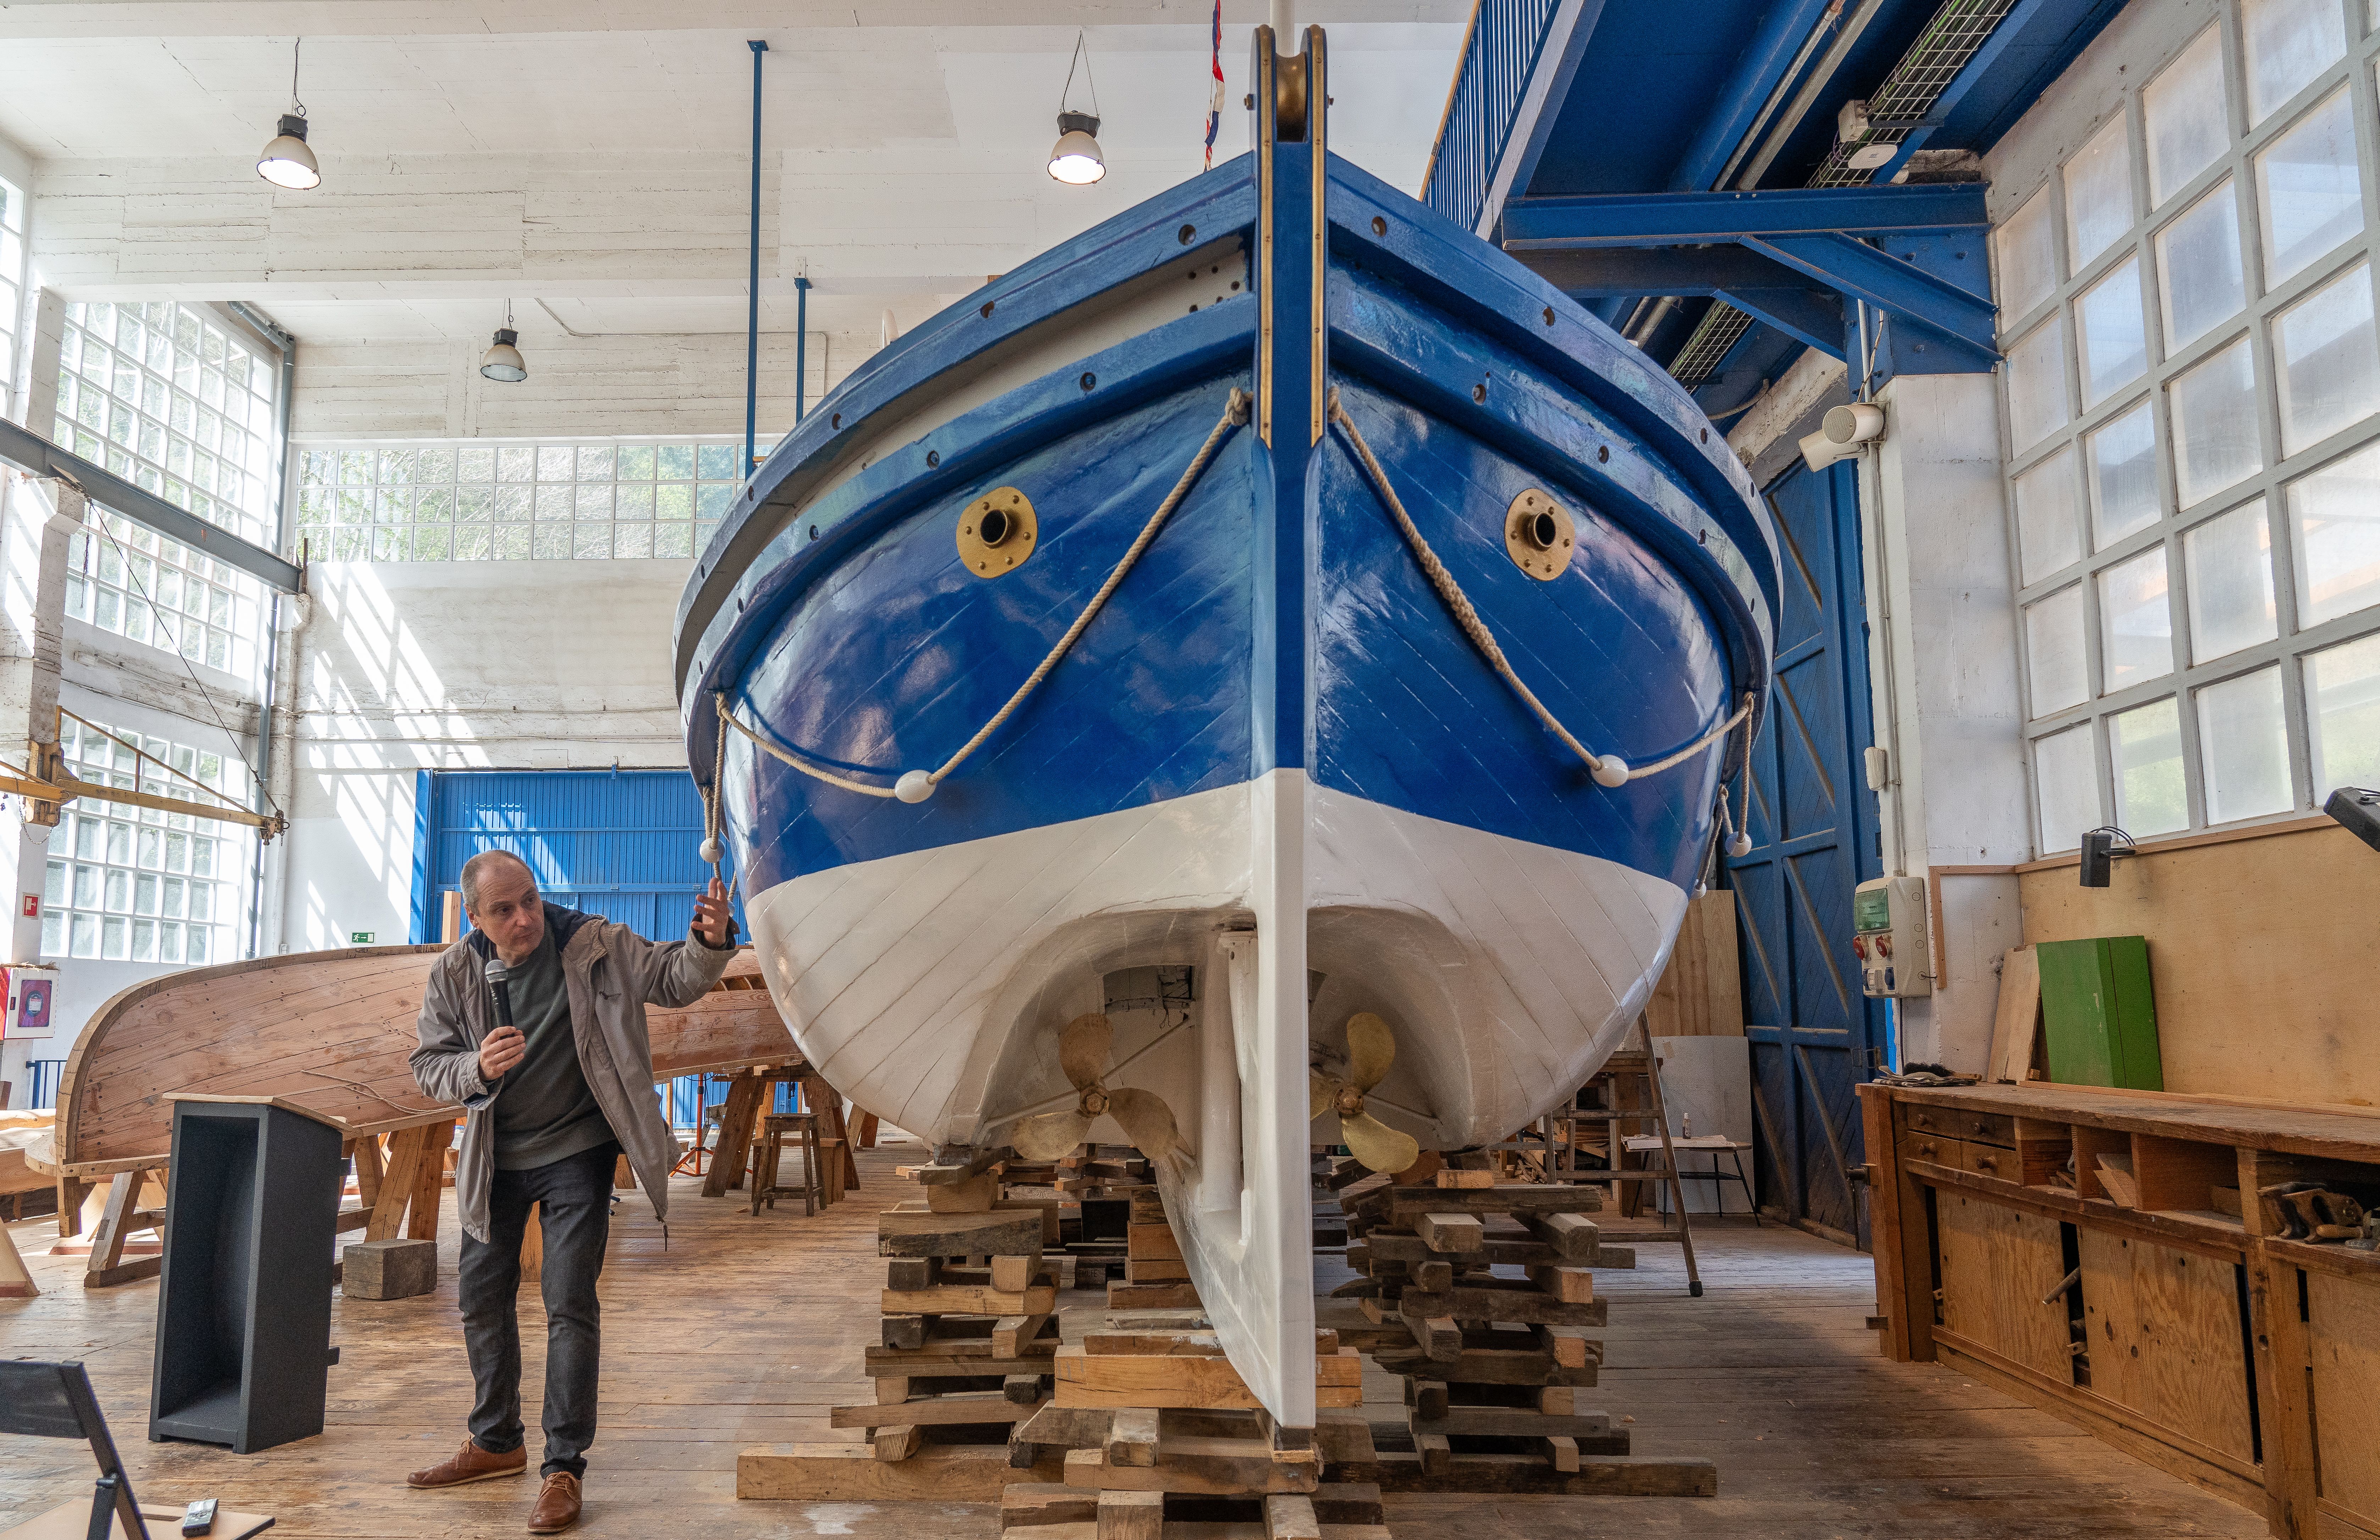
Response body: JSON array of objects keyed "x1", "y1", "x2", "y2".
[
  {"x1": 0, "y1": 174, "x2": 24, "y2": 419},
  {"x1": 40, "y1": 717, "x2": 253, "y2": 966},
  {"x1": 1998, "y1": 0, "x2": 2380, "y2": 853},
  {"x1": 293, "y1": 439, "x2": 760, "y2": 563},
  {"x1": 53, "y1": 301, "x2": 279, "y2": 545}
]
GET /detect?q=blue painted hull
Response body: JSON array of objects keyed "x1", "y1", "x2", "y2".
[{"x1": 678, "y1": 154, "x2": 1777, "y2": 901}]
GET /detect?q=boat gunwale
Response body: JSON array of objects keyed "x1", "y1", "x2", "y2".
[{"x1": 676, "y1": 151, "x2": 1778, "y2": 700}]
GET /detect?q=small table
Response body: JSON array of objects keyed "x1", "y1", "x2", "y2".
[
  {"x1": 1623, "y1": 1134, "x2": 1756, "y2": 1220},
  {"x1": 749, "y1": 1112, "x2": 826, "y2": 1217}
]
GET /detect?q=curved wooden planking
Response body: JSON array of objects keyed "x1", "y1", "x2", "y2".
[{"x1": 52, "y1": 943, "x2": 798, "y2": 1170}]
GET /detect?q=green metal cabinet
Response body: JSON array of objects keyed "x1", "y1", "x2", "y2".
[{"x1": 2034, "y1": 936, "x2": 2163, "y2": 1091}]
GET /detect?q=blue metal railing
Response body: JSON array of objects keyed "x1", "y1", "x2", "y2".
[
  {"x1": 24, "y1": 1058, "x2": 66, "y2": 1110},
  {"x1": 1421, "y1": 0, "x2": 1565, "y2": 233}
]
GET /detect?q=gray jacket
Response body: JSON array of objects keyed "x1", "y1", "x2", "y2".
[{"x1": 410, "y1": 902, "x2": 736, "y2": 1242}]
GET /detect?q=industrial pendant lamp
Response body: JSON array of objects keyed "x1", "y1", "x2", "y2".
[
  {"x1": 1047, "y1": 32, "x2": 1106, "y2": 185},
  {"x1": 256, "y1": 38, "x2": 321, "y2": 190},
  {"x1": 480, "y1": 302, "x2": 527, "y2": 382}
]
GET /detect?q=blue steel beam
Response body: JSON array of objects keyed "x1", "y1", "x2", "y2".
[
  {"x1": 1666, "y1": 0, "x2": 1843, "y2": 192},
  {"x1": 1744, "y1": 231, "x2": 1997, "y2": 370},
  {"x1": 1511, "y1": 246, "x2": 1849, "y2": 358},
  {"x1": 1500, "y1": 182, "x2": 1988, "y2": 248}
]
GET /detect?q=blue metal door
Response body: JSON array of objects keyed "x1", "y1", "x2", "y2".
[
  {"x1": 410, "y1": 769, "x2": 740, "y2": 943},
  {"x1": 1723, "y1": 460, "x2": 1884, "y2": 1247}
]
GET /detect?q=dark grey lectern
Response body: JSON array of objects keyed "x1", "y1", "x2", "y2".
[{"x1": 150, "y1": 1093, "x2": 345, "y2": 1454}]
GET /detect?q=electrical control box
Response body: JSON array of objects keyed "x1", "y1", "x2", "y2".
[{"x1": 1853, "y1": 876, "x2": 1931, "y2": 998}]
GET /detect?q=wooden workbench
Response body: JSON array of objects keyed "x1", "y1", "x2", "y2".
[{"x1": 1861, "y1": 1079, "x2": 2380, "y2": 1540}]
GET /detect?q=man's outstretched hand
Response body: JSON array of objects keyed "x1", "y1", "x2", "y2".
[{"x1": 694, "y1": 876, "x2": 735, "y2": 949}]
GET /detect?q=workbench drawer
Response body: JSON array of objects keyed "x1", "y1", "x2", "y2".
[
  {"x1": 1899, "y1": 1132, "x2": 1961, "y2": 1169},
  {"x1": 1957, "y1": 1112, "x2": 2018, "y2": 1149},
  {"x1": 1959, "y1": 1141, "x2": 2016, "y2": 1182},
  {"x1": 1903, "y1": 1105, "x2": 1964, "y2": 1140}
]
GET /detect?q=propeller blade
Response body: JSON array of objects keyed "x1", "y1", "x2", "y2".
[
  {"x1": 1341, "y1": 1107, "x2": 1421, "y2": 1176},
  {"x1": 1011, "y1": 1108, "x2": 1096, "y2": 1162},
  {"x1": 1058, "y1": 1013, "x2": 1114, "y2": 1092},
  {"x1": 1346, "y1": 1012, "x2": 1398, "y2": 1092},
  {"x1": 1105, "y1": 1086, "x2": 1181, "y2": 1162},
  {"x1": 1310, "y1": 1070, "x2": 1336, "y2": 1122}
]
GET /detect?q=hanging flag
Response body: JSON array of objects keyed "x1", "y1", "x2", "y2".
[{"x1": 1204, "y1": 0, "x2": 1224, "y2": 170}]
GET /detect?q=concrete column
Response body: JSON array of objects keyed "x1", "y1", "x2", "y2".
[
  {"x1": 0, "y1": 473, "x2": 78, "y2": 1097},
  {"x1": 1859, "y1": 373, "x2": 2030, "y2": 1071}
]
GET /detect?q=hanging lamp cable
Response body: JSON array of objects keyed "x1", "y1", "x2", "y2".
[{"x1": 1061, "y1": 30, "x2": 1101, "y2": 118}]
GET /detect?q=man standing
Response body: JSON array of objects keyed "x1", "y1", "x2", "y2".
[{"x1": 406, "y1": 850, "x2": 736, "y2": 1533}]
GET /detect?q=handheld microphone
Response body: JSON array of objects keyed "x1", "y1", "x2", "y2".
[{"x1": 485, "y1": 957, "x2": 515, "y2": 1079}]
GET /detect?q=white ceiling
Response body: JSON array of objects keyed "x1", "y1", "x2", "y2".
[{"x1": 1, "y1": 5, "x2": 1467, "y2": 344}]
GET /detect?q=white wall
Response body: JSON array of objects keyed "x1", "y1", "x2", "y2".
[{"x1": 269, "y1": 556, "x2": 690, "y2": 956}]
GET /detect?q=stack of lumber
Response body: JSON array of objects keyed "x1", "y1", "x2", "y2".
[
  {"x1": 1326, "y1": 1163, "x2": 1711, "y2": 1495},
  {"x1": 847, "y1": 1158, "x2": 1064, "y2": 1462},
  {"x1": 1109, "y1": 1187, "x2": 1201, "y2": 1312},
  {"x1": 1003, "y1": 1325, "x2": 1378, "y2": 1540}
]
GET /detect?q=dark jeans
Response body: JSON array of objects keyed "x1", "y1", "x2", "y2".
[{"x1": 458, "y1": 1140, "x2": 618, "y2": 1479}]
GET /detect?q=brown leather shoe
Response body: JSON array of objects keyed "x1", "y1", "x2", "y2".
[
  {"x1": 527, "y1": 1472, "x2": 582, "y2": 1534},
  {"x1": 406, "y1": 1435, "x2": 527, "y2": 1489}
]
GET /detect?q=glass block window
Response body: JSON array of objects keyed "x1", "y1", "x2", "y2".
[
  {"x1": 63, "y1": 512, "x2": 265, "y2": 681},
  {"x1": 51, "y1": 302, "x2": 279, "y2": 546},
  {"x1": 40, "y1": 716, "x2": 253, "y2": 966},
  {"x1": 2000, "y1": 0, "x2": 2380, "y2": 852},
  {"x1": 293, "y1": 439, "x2": 760, "y2": 562},
  {"x1": 0, "y1": 174, "x2": 24, "y2": 417}
]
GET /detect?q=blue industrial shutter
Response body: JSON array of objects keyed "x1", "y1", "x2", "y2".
[
  {"x1": 1723, "y1": 459, "x2": 1886, "y2": 1248},
  {"x1": 410, "y1": 769, "x2": 741, "y2": 944}
]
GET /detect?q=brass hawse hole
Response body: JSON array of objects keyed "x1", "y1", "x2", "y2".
[
  {"x1": 1504, "y1": 489, "x2": 1574, "y2": 582},
  {"x1": 958, "y1": 487, "x2": 1037, "y2": 578}
]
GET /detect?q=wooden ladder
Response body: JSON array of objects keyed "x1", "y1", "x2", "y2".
[{"x1": 1559, "y1": 1023, "x2": 1704, "y2": 1297}]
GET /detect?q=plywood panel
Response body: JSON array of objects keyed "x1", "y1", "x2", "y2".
[
  {"x1": 1936, "y1": 1191, "x2": 2072, "y2": 1382},
  {"x1": 2019, "y1": 822, "x2": 2380, "y2": 1107},
  {"x1": 1643, "y1": 891, "x2": 1743, "y2": 1037},
  {"x1": 2309, "y1": 1271, "x2": 2380, "y2": 1528},
  {"x1": 2078, "y1": 1229, "x2": 2254, "y2": 1463}
]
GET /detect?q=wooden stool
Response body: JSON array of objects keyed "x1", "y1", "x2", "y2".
[{"x1": 749, "y1": 1112, "x2": 824, "y2": 1217}]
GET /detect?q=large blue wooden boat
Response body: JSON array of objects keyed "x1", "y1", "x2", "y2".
[{"x1": 675, "y1": 28, "x2": 1777, "y2": 1426}]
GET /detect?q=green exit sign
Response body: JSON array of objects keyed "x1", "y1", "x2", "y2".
[{"x1": 350, "y1": 930, "x2": 375, "y2": 945}]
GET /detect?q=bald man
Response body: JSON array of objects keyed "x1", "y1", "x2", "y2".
[{"x1": 406, "y1": 851, "x2": 736, "y2": 1534}]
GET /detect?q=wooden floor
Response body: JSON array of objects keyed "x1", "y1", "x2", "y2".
[{"x1": 1, "y1": 1144, "x2": 2265, "y2": 1539}]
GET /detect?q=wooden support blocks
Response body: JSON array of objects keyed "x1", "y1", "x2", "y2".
[
  {"x1": 1526, "y1": 1264, "x2": 1594, "y2": 1303},
  {"x1": 1052, "y1": 1345, "x2": 1363, "y2": 1410},
  {"x1": 1095, "y1": 1487, "x2": 1162, "y2": 1540},
  {"x1": 1266, "y1": 1492, "x2": 1323, "y2": 1540},
  {"x1": 1003, "y1": 1483, "x2": 1097, "y2": 1528},
  {"x1": 1105, "y1": 1407, "x2": 1159, "y2": 1467},
  {"x1": 341, "y1": 1236, "x2": 437, "y2": 1300},
  {"x1": 1414, "y1": 1212, "x2": 1484, "y2": 1252},
  {"x1": 991, "y1": 1253, "x2": 1045, "y2": 1292},
  {"x1": 880, "y1": 1209, "x2": 1044, "y2": 1257}
]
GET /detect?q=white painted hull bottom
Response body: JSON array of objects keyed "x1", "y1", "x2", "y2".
[{"x1": 744, "y1": 770, "x2": 1691, "y2": 1424}]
